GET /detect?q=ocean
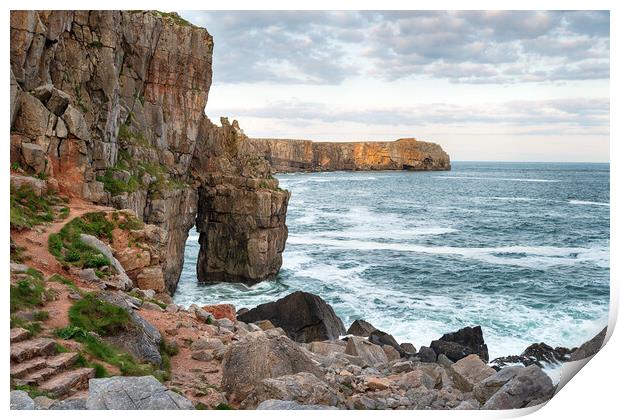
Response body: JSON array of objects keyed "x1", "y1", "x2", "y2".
[{"x1": 173, "y1": 162, "x2": 610, "y2": 362}]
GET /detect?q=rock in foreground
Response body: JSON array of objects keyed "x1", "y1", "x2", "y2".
[
  {"x1": 85, "y1": 376, "x2": 194, "y2": 409},
  {"x1": 221, "y1": 332, "x2": 323, "y2": 403}
]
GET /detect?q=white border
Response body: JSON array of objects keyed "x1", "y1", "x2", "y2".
[{"x1": 2, "y1": 1, "x2": 616, "y2": 419}]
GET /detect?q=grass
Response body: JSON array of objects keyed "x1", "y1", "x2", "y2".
[
  {"x1": 48, "y1": 273, "x2": 81, "y2": 294},
  {"x1": 56, "y1": 325, "x2": 160, "y2": 378},
  {"x1": 10, "y1": 269, "x2": 52, "y2": 313},
  {"x1": 10, "y1": 316, "x2": 43, "y2": 336},
  {"x1": 68, "y1": 294, "x2": 130, "y2": 336},
  {"x1": 11, "y1": 384, "x2": 52, "y2": 399},
  {"x1": 98, "y1": 139, "x2": 188, "y2": 197},
  {"x1": 10, "y1": 241, "x2": 27, "y2": 263},
  {"x1": 33, "y1": 310, "x2": 49, "y2": 321},
  {"x1": 48, "y1": 213, "x2": 114, "y2": 269},
  {"x1": 10, "y1": 185, "x2": 55, "y2": 230},
  {"x1": 57, "y1": 296, "x2": 175, "y2": 381},
  {"x1": 155, "y1": 11, "x2": 191, "y2": 26}
]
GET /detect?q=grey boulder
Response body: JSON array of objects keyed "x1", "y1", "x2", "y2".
[
  {"x1": 85, "y1": 376, "x2": 194, "y2": 409},
  {"x1": 482, "y1": 365, "x2": 554, "y2": 409}
]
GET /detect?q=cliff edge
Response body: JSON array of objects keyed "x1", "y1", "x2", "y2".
[
  {"x1": 248, "y1": 137, "x2": 451, "y2": 172},
  {"x1": 10, "y1": 10, "x2": 288, "y2": 292}
]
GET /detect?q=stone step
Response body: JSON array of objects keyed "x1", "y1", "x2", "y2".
[
  {"x1": 10, "y1": 357, "x2": 47, "y2": 378},
  {"x1": 39, "y1": 368, "x2": 95, "y2": 398},
  {"x1": 10, "y1": 328, "x2": 31, "y2": 343},
  {"x1": 11, "y1": 338, "x2": 56, "y2": 363},
  {"x1": 13, "y1": 353, "x2": 80, "y2": 386}
]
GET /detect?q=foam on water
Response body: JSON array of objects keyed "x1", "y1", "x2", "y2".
[
  {"x1": 568, "y1": 200, "x2": 610, "y2": 207},
  {"x1": 436, "y1": 176, "x2": 560, "y2": 183},
  {"x1": 174, "y1": 162, "x2": 609, "y2": 365}
]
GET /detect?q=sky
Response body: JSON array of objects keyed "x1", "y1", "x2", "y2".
[{"x1": 178, "y1": 10, "x2": 610, "y2": 162}]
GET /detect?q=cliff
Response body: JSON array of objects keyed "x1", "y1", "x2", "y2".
[
  {"x1": 248, "y1": 138, "x2": 451, "y2": 172},
  {"x1": 10, "y1": 10, "x2": 289, "y2": 292}
]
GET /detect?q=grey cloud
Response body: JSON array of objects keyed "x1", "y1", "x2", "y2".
[
  {"x1": 179, "y1": 10, "x2": 609, "y2": 85},
  {"x1": 208, "y1": 98, "x2": 609, "y2": 132}
]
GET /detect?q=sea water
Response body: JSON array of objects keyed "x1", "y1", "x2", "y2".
[{"x1": 173, "y1": 162, "x2": 610, "y2": 361}]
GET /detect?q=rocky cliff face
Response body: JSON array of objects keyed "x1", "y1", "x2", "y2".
[
  {"x1": 249, "y1": 138, "x2": 451, "y2": 172},
  {"x1": 10, "y1": 10, "x2": 289, "y2": 293}
]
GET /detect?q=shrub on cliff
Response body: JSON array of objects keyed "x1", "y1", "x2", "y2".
[
  {"x1": 10, "y1": 185, "x2": 68, "y2": 230},
  {"x1": 10, "y1": 268, "x2": 54, "y2": 313},
  {"x1": 48, "y1": 213, "x2": 114, "y2": 269},
  {"x1": 68, "y1": 293, "x2": 130, "y2": 336}
]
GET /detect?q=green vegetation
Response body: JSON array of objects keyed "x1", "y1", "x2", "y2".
[
  {"x1": 10, "y1": 316, "x2": 43, "y2": 336},
  {"x1": 48, "y1": 273, "x2": 81, "y2": 294},
  {"x1": 68, "y1": 294, "x2": 130, "y2": 336},
  {"x1": 10, "y1": 241, "x2": 27, "y2": 263},
  {"x1": 10, "y1": 269, "x2": 53, "y2": 313},
  {"x1": 11, "y1": 384, "x2": 52, "y2": 399},
  {"x1": 56, "y1": 325, "x2": 163, "y2": 379},
  {"x1": 10, "y1": 185, "x2": 67, "y2": 230},
  {"x1": 89, "y1": 40, "x2": 104, "y2": 48},
  {"x1": 57, "y1": 296, "x2": 176, "y2": 381},
  {"x1": 97, "y1": 142, "x2": 188, "y2": 197},
  {"x1": 215, "y1": 403, "x2": 234, "y2": 410},
  {"x1": 155, "y1": 11, "x2": 191, "y2": 26},
  {"x1": 33, "y1": 310, "x2": 49, "y2": 321},
  {"x1": 48, "y1": 213, "x2": 114, "y2": 269}
]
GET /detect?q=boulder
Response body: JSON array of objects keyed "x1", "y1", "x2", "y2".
[
  {"x1": 46, "y1": 88, "x2": 71, "y2": 116},
  {"x1": 395, "y1": 369, "x2": 437, "y2": 390},
  {"x1": 253, "y1": 320, "x2": 275, "y2": 330},
  {"x1": 256, "y1": 399, "x2": 337, "y2": 410},
  {"x1": 473, "y1": 366, "x2": 522, "y2": 404},
  {"x1": 430, "y1": 326, "x2": 489, "y2": 362},
  {"x1": 242, "y1": 372, "x2": 342, "y2": 409},
  {"x1": 449, "y1": 354, "x2": 496, "y2": 392},
  {"x1": 401, "y1": 342, "x2": 417, "y2": 353},
  {"x1": 344, "y1": 336, "x2": 388, "y2": 367},
  {"x1": 115, "y1": 247, "x2": 150, "y2": 272},
  {"x1": 491, "y1": 342, "x2": 573, "y2": 368},
  {"x1": 11, "y1": 175, "x2": 47, "y2": 196},
  {"x1": 417, "y1": 346, "x2": 437, "y2": 363},
  {"x1": 21, "y1": 143, "x2": 47, "y2": 174},
  {"x1": 366, "y1": 376, "x2": 390, "y2": 391},
  {"x1": 135, "y1": 266, "x2": 165, "y2": 293},
  {"x1": 62, "y1": 105, "x2": 90, "y2": 141},
  {"x1": 382, "y1": 345, "x2": 401, "y2": 361},
  {"x1": 97, "y1": 292, "x2": 163, "y2": 366},
  {"x1": 482, "y1": 365, "x2": 554, "y2": 409},
  {"x1": 308, "y1": 341, "x2": 346, "y2": 357},
  {"x1": 10, "y1": 390, "x2": 35, "y2": 410},
  {"x1": 221, "y1": 333, "x2": 323, "y2": 403},
  {"x1": 85, "y1": 376, "x2": 194, "y2": 409},
  {"x1": 346, "y1": 319, "x2": 376, "y2": 336},
  {"x1": 202, "y1": 303, "x2": 236, "y2": 321},
  {"x1": 238, "y1": 291, "x2": 346, "y2": 343},
  {"x1": 392, "y1": 360, "x2": 415, "y2": 373},
  {"x1": 569, "y1": 327, "x2": 607, "y2": 361},
  {"x1": 369, "y1": 329, "x2": 406, "y2": 356},
  {"x1": 79, "y1": 234, "x2": 132, "y2": 290}
]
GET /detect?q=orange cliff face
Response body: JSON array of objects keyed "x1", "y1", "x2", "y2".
[{"x1": 247, "y1": 137, "x2": 451, "y2": 172}]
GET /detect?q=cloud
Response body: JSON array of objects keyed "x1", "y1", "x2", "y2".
[
  {"x1": 207, "y1": 97, "x2": 609, "y2": 133},
  {"x1": 179, "y1": 10, "x2": 609, "y2": 85}
]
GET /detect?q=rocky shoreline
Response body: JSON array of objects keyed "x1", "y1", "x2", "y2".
[{"x1": 10, "y1": 257, "x2": 607, "y2": 411}]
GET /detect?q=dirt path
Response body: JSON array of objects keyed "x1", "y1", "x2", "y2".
[{"x1": 12, "y1": 198, "x2": 113, "y2": 280}]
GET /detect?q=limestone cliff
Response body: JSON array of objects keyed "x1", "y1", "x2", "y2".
[
  {"x1": 10, "y1": 10, "x2": 289, "y2": 293},
  {"x1": 249, "y1": 138, "x2": 451, "y2": 172}
]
